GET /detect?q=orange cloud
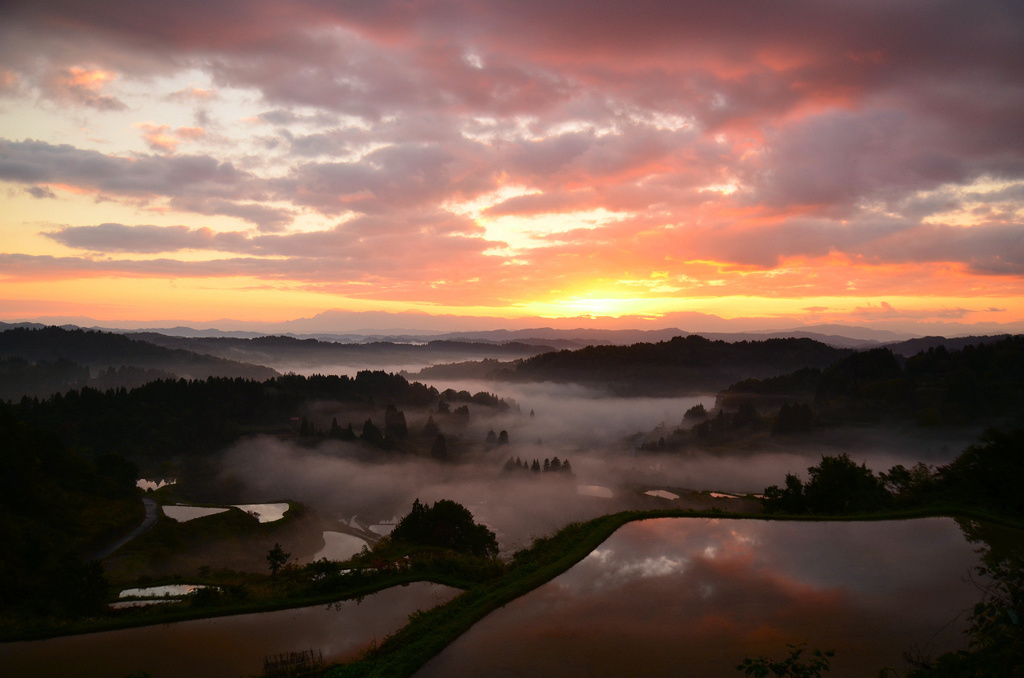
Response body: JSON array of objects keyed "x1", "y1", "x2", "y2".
[
  {"x1": 136, "y1": 123, "x2": 207, "y2": 153},
  {"x1": 47, "y1": 65, "x2": 126, "y2": 110}
]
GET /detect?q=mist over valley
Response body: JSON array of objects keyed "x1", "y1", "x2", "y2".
[{"x1": 2, "y1": 324, "x2": 1023, "y2": 678}]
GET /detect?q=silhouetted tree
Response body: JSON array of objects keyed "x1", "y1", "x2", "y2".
[
  {"x1": 684, "y1": 403, "x2": 708, "y2": 420},
  {"x1": 763, "y1": 473, "x2": 807, "y2": 514},
  {"x1": 361, "y1": 418, "x2": 384, "y2": 446},
  {"x1": 738, "y1": 644, "x2": 834, "y2": 678},
  {"x1": 422, "y1": 415, "x2": 440, "y2": 438},
  {"x1": 267, "y1": 543, "x2": 290, "y2": 576},
  {"x1": 771, "y1": 402, "x2": 816, "y2": 435},
  {"x1": 430, "y1": 434, "x2": 448, "y2": 462},
  {"x1": 804, "y1": 454, "x2": 889, "y2": 513},
  {"x1": 938, "y1": 428, "x2": 1024, "y2": 515},
  {"x1": 880, "y1": 462, "x2": 936, "y2": 506},
  {"x1": 389, "y1": 498, "x2": 498, "y2": 558},
  {"x1": 384, "y1": 404, "x2": 408, "y2": 439}
]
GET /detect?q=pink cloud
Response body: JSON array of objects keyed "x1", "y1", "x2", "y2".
[
  {"x1": 0, "y1": 0, "x2": 1021, "y2": 316},
  {"x1": 137, "y1": 124, "x2": 207, "y2": 153}
]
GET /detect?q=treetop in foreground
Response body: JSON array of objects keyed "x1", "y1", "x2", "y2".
[{"x1": 387, "y1": 499, "x2": 499, "y2": 559}]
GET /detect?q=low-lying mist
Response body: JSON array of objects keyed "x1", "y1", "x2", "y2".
[{"x1": 216, "y1": 379, "x2": 970, "y2": 555}]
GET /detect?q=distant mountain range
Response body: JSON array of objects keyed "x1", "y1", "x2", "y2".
[
  {"x1": 424, "y1": 325, "x2": 911, "y2": 349},
  {"x1": 7, "y1": 308, "x2": 1024, "y2": 343},
  {"x1": 3, "y1": 319, "x2": 1018, "y2": 355},
  {"x1": 0, "y1": 319, "x2": 921, "y2": 349},
  {"x1": 124, "y1": 332, "x2": 556, "y2": 371},
  {"x1": 2, "y1": 322, "x2": 1019, "y2": 402}
]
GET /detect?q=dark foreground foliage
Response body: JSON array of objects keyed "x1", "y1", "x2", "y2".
[
  {"x1": 386, "y1": 499, "x2": 499, "y2": 559},
  {"x1": 903, "y1": 519, "x2": 1024, "y2": 678},
  {"x1": 757, "y1": 429, "x2": 1024, "y2": 676},
  {"x1": 737, "y1": 644, "x2": 835, "y2": 678},
  {"x1": 761, "y1": 428, "x2": 1024, "y2": 518},
  {"x1": 0, "y1": 408, "x2": 140, "y2": 620}
]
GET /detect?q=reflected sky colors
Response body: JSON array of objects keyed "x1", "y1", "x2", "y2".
[
  {"x1": 1, "y1": 582, "x2": 459, "y2": 678},
  {"x1": 418, "y1": 518, "x2": 986, "y2": 678}
]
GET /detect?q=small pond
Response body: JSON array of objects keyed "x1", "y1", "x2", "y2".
[
  {"x1": 161, "y1": 505, "x2": 229, "y2": 522},
  {"x1": 136, "y1": 478, "x2": 175, "y2": 491},
  {"x1": 1, "y1": 582, "x2": 459, "y2": 678},
  {"x1": 161, "y1": 503, "x2": 290, "y2": 523},
  {"x1": 311, "y1": 531, "x2": 368, "y2": 562},
  {"x1": 234, "y1": 503, "x2": 289, "y2": 523},
  {"x1": 417, "y1": 517, "x2": 993, "y2": 678},
  {"x1": 119, "y1": 584, "x2": 208, "y2": 598}
]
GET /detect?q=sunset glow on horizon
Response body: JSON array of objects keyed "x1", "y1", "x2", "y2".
[{"x1": 2, "y1": 1, "x2": 1023, "y2": 334}]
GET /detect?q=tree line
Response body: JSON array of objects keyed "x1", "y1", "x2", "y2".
[
  {"x1": 760, "y1": 428, "x2": 1024, "y2": 518},
  {"x1": 722, "y1": 336, "x2": 1024, "y2": 426},
  {"x1": 4, "y1": 371, "x2": 511, "y2": 466},
  {"x1": 502, "y1": 456, "x2": 573, "y2": 475}
]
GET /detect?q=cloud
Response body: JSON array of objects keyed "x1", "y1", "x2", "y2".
[
  {"x1": 166, "y1": 85, "x2": 217, "y2": 102},
  {"x1": 848, "y1": 302, "x2": 977, "y2": 322},
  {"x1": 25, "y1": 185, "x2": 56, "y2": 199},
  {"x1": 44, "y1": 223, "x2": 231, "y2": 254},
  {"x1": 0, "y1": 68, "x2": 20, "y2": 96},
  {"x1": 43, "y1": 65, "x2": 127, "y2": 110},
  {"x1": 137, "y1": 124, "x2": 208, "y2": 153},
  {"x1": 0, "y1": 139, "x2": 250, "y2": 196},
  {"x1": 274, "y1": 140, "x2": 497, "y2": 215},
  {"x1": 0, "y1": 139, "x2": 290, "y2": 228},
  {"x1": 167, "y1": 196, "x2": 294, "y2": 232},
  {"x1": 0, "y1": 0, "x2": 1022, "y2": 319}
]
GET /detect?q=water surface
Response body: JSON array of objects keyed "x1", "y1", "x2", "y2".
[
  {"x1": 2, "y1": 582, "x2": 459, "y2": 678},
  {"x1": 417, "y1": 518, "x2": 987, "y2": 678}
]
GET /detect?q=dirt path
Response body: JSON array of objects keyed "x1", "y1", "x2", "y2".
[{"x1": 92, "y1": 497, "x2": 160, "y2": 561}]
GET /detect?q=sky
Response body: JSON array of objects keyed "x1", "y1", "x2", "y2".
[{"x1": 1, "y1": 0, "x2": 1023, "y2": 333}]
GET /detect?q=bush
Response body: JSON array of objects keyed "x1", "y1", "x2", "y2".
[{"x1": 389, "y1": 499, "x2": 498, "y2": 559}]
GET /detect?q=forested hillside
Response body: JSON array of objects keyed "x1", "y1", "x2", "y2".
[
  {"x1": 0, "y1": 327, "x2": 277, "y2": 399},
  {"x1": 0, "y1": 408, "x2": 140, "y2": 618},
  {"x1": 499, "y1": 335, "x2": 850, "y2": 395},
  {"x1": 720, "y1": 336, "x2": 1024, "y2": 426},
  {"x1": 129, "y1": 332, "x2": 553, "y2": 369}
]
